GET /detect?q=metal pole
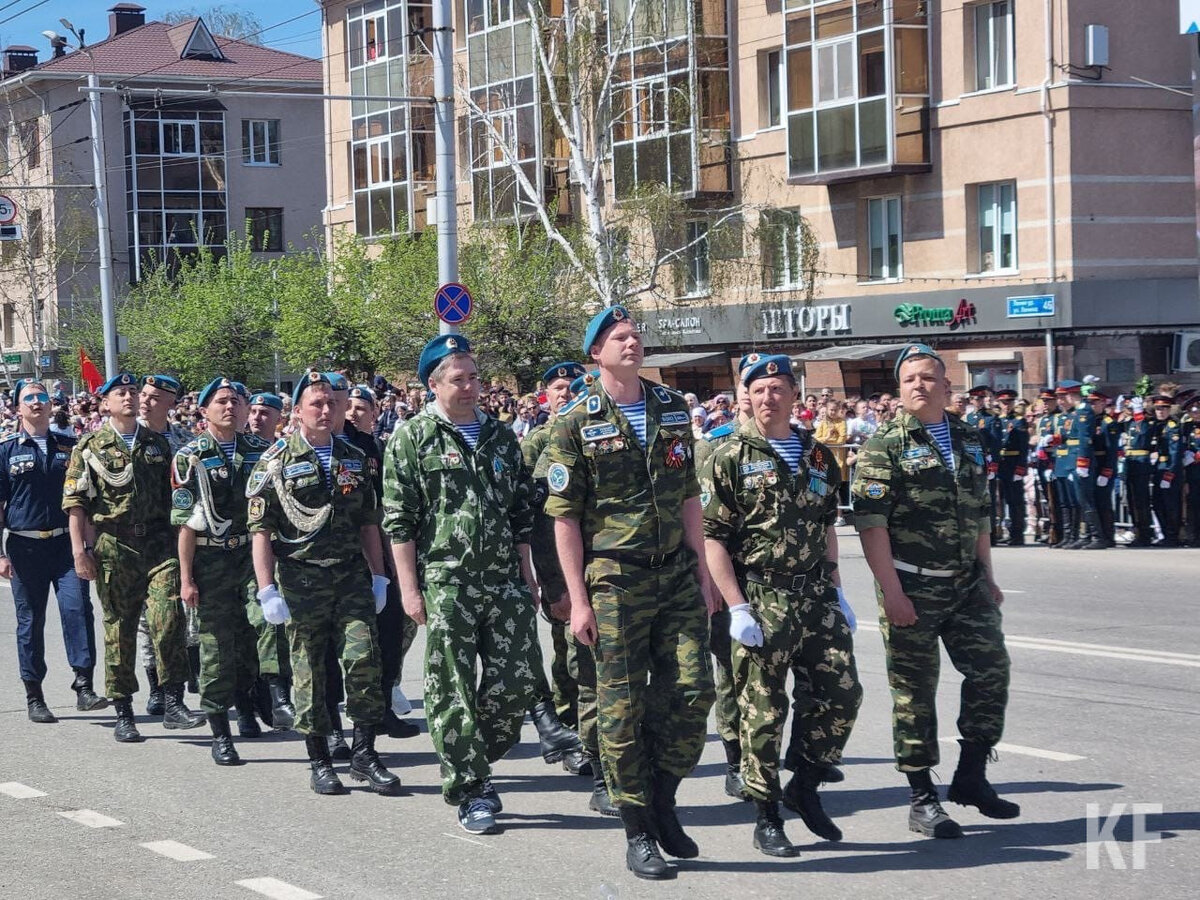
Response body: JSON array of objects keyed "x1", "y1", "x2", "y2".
[
  {"x1": 87, "y1": 72, "x2": 118, "y2": 378},
  {"x1": 1045, "y1": 328, "x2": 1055, "y2": 387},
  {"x1": 433, "y1": 0, "x2": 458, "y2": 336}
]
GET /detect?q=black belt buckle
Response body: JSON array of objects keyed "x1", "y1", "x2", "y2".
[
  {"x1": 133, "y1": 524, "x2": 147, "y2": 537},
  {"x1": 647, "y1": 552, "x2": 666, "y2": 569}
]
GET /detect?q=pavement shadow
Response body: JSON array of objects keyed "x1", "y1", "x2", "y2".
[{"x1": 497, "y1": 811, "x2": 624, "y2": 832}]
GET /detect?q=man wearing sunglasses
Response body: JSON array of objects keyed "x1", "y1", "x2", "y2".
[{"x1": 0, "y1": 380, "x2": 106, "y2": 722}]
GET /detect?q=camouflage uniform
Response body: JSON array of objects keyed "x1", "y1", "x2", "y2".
[
  {"x1": 382, "y1": 405, "x2": 540, "y2": 805},
  {"x1": 701, "y1": 421, "x2": 860, "y2": 802},
  {"x1": 242, "y1": 432, "x2": 291, "y2": 685},
  {"x1": 246, "y1": 432, "x2": 384, "y2": 735},
  {"x1": 543, "y1": 379, "x2": 715, "y2": 807},
  {"x1": 171, "y1": 431, "x2": 261, "y2": 714},
  {"x1": 62, "y1": 423, "x2": 188, "y2": 699},
  {"x1": 851, "y1": 411, "x2": 1010, "y2": 771}
]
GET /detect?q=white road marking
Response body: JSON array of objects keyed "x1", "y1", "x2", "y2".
[
  {"x1": 0, "y1": 782, "x2": 46, "y2": 799},
  {"x1": 140, "y1": 840, "x2": 214, "y2": 861},
  {"x1": 58, "y1": 809, "x2": 123, "y2": 828},
  {"x1": 235, "y1": 877, "x2": 323, "y2": 900},
  {"x1": 1009, "y1": 636, "x2": 1200, "y2": 660},
  {"x1": 939, "y1": 737, "x2": 1086, "y2": 762},
  {"x1": 441, "y1": 832, "x2": 490, "y2": 847}
]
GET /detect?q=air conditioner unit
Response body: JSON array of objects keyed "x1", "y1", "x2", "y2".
[{"x1": 1174, "y1": 331, "x2": 1200, "y2": 372}]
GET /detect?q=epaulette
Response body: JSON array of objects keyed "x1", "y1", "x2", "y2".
[
  {"x1": 705, "y1": 422, "x2": 736, "y2": 441},
  {"x1": 243, "y1": 433, "x2": 271, "y2": 449},
  {"x1": 0, "y1": 432, "x2": 18, "y2": 443},
  {"x1": 651, "y1": 384, "x2": 679, "y2": 405},
  {"x1": 261, "y1": 438, "x2": 287, "y2": 462},
  {"x1": 560, "y1": 394, "x2": 584, "y2": 416}
]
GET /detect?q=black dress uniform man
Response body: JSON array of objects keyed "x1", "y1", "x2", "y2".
[
  {"x1": 0, "y1": 379, "x2": 105, "y2": 722},
  {"x1": 1122, "y1": 396, "x2": 1155, "y2": 546},
  {"x1": 965, "y1": 386, "x2": 1003, "y2": 544},
  {"x1": 993, "y1": 390, "x2": 1029, "y2": 545},
  {"x1": 1086, "y1": 389, "x2": 1119, "y2": 547},
  {"x1": 1050, "y1": 383, "x2": 1079, "y2": 547},
  {"x1": 1150, "y1": 394, "x2": 1184, "y2": 547},
  {"x1": 1182, "y1": 396, "x2": 1200, "y2": 545},
  {"x1": 1033, "y1": 390, "x2": 1061, "y2": 543},
  {"x1": 1062, "y1": 381, "x2": 1106, "y2": 550}
]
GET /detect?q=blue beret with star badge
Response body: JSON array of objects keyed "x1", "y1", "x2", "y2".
[
  {"x1": 738, "y1": 352, "x2": 764, "y2": 375},
  {"x1": 97, "y1": 372, "x2": 138, "y2": 395},
  {"x1": 324, "y1": 372, "x2": 350, "y2": 392},
  {"x1": 570, "y1": 369, "x2": 599, "y2": 396},
  {"x1": 198, "y1": 376, "x2": 238, "y2": 407},
  {"x1": 893, "y1": 342, "x2": 944, "y2": 380},
  {"x1": 141, "y1": 374, "x2": 182, "y2": 397},
  {"x1": 742, "y1": 354, "x2": 794, "y2": 386},
  {"x1": 292, "y1": 370, "x2": 334, "y2": 406},
  {"x1": 348, "y1": 385, "x2": 375, "y2": 405},
  {"x1": 13, "y1": 378, "x2": 46, "y2": 400},
  {"x1": 581, "y1": 306, "x2": 632, "y2": 355},
  {"x1": 230, "y1": 381, "x2": 250, "y2": 400},
  {"x1": 543, "y1": 361, "x2": 586, "y2": 386},
  {"x1": 418, "y1": 334, "x2": 473, "y2": 387},
  {"x1": 249, "y1": 392, "x2": 283, "y2": 411}
]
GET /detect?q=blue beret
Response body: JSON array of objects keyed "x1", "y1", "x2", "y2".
[
  {"x1": 324, "y1": 372, "x2": 350, "y2": 392},
  {"x1": 229, "y1": 381, "x2": 249, "y2": 400},
  {"x1": 98, "y1": 372, "x2": 138, "y2": 395},
  {"x1": 1056, "y1": 379, "x2": 1082, "y2": 391},
  {"x1": 543, "y1": 361, "x2": 586, "y2": 385},
  {"x1": 581, "y1": 306, "x2": 632, "y2": 355},
  {"x1": 348, "y1": 385, "x2": 375, "y2": 404},
  {"x1": 738, "y1": 352, "x2": 764, "y2": 373},
  {"x1": 293, "y1": 370, "x2": 334, "y2": 406},
  {"x1": 893, "y1": 343, "x2": 944, "y2": 379},
  {"x1": 197, "y1": 376, "x2": 238, "y2": 407},
  {"x1": 570, "y1": 369, "x2": 599, "y2": 395},
  {"x1": 141, "y1": 374, "x2": 181, "y2": 396},
  {"x1": 418, "y1": 334, "x2": 473, "y2": 387},
  {"x1": 249, "y1": 392, "x2": 283, "y2": 411},
  {"x1": 13, "y1": 379, "x2": 46, "y2": 399},
  {"x1": 742, "y1": 354, "x2": 794, "y2": 386}
]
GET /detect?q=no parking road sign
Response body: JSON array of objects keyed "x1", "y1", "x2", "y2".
[
  {"x1": 0, "y1": 195, "x2": 17, "y2": 225},
  {"x1": 434, "y1": 282, "x2": 473, "y2": 325}
]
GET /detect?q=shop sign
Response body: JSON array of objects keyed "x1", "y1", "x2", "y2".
[
  {"x1": 760, "y1": 303, "x2": 851, "y2": 338},
  {"x1": 657, "y1": 314, "x2": 704, "y2": 337},
  {"x1": 894, "y1": 299, "x2": 976, "y2": 329}
]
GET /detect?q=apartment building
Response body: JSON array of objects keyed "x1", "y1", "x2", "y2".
[{"x1": 320, "y1": 1, "x2": 1200, "y2": 396}]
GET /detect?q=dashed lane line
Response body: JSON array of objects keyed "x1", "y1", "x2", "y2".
[
  {"x1": 140, "y1": 840, "x2": 215, "y2": 861},
  {"x1": 58, "y1": 809, "x2": 123, "y2": 828},
  {"x1": 235, "y1": 877, "x2": 323, "y2": 900},
  {"x1": 938, "y1": 737, "x2": 1086, "y2": 762},
  {"x1": 0, "y1": 782, "x2": 46, "y2": 799}
]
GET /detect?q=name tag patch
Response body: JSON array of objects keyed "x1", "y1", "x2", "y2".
[
  {"x1": 284, "y1": 461, "x2": 316, "y2": 478},
  {"x1": 740, "y1": 460, "x2": 776, "y2": 475},
  {"x1": 659, "y1": 411, "x2": 689, "y2": 427},
  {"x1": 203, "y1": 457, "x2": 224, "y2": 469},
  {"x1": 902, "y1": 447, "x2": 932, "y2": 460},
  {"x1": 582, "y1": 423, "x2": 621, "y2": 442},
  {"x1": 340, "y1": 459, "x2": 363, "y2": 472}
]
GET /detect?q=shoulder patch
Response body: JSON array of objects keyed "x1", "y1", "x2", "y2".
[
  {"x1": 0, "y1": 433, "x2": 18, "y2": 444},
  {"x1": 262, "y1": 439, "x2": 287, "y2": 462},
  {"x1": 587, "y1": 395, "x2": 602, "y2": 415},
  {"x1": 547, "y1": 462, "x2": 570, "y2": 492},
  {"x1": 172, "y1": 487, "x2": 194, "y2": 509},
  {"x1": 652, "y1": 385, "x2": 673, "y2": 404},
  {"x1": 659, "y1": 411, "x2": 690, "y2": 427},
  {"x1": 863, "y1": 481, "x2": 887, "y2": 499}
]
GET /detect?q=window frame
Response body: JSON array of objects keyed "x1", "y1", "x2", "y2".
[
  {"x1": 242, "y1": 119, "x2": 281, "y2": 166},
  {"x1": 245, "y1": 207, "x2": 284, "y2": 252},
  {"x1": 161, "y1": 120, "x2": 199, "y2": 157},
  {"x1": 866, "y1": 195, "x2": 902, "y2": 282},
  {"x1": 977, "y1": 180, "x2": 1018, "y2": 274},
  {"x1": 684, "y1": 220, "x2": 711, "y2": 297},
  {"x1": 765, "y1": 49, "x2": 783, "y2": 129},
  {"x1": 761, "y1": 208, "x2": 806, "y2": 290},
  {"x1": 973, "y1": 0, "x2": 1014, "y2": 92}
]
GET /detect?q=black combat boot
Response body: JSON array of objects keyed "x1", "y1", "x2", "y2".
[
  {"x1": 561, "y1": 746, "x2": 591, "y2": 775},
  {"x1": 620, "y1": 807, "x2": 675, "y2": 881},
  {"x1": 71, "y1": 668, "x2": 108, "y2": 712},
  {"x1": 819, "y1": 764, "x2": 845, "y2": 784},
  {"x1": 588, "y1": 761, "x2": 619, "y2": 817},
  {"x1": 782, "y1": 759, "x2": 843, "y2": 841},
  {"x1": 162, "y1": 683, "x2": 205, "y2": 729},
  {"x1": 186, "y1": 645, "x2": 201, "y2": 694},
  {"x1": 721, "y1": 737, "x2": 748, "y2": 800},
  {"x1": 327, "y1": 706, "x2": 352, "y2": 760},
  {"x1": 306, "y1": 734, "x2": 348, "y2": 795},
  {"x1": 112, "y1": 699, "x2": 144, "y2": 743},
  {"x1": 753, "y1": 800, "x2": 801, "y2": 858},
  {"x1": 348, "y1": 723, "x2": 403, "y2": 795},
  {"x1": 208, "y1": 711, "x2": 242, "y2": 766},
  {"x1": 24, "y1": 681, "x2": 57, "y2": 724},
  {"x1": 649, "y1": 771, "x2": 699, "y2": 859},
  {"x1": 144, "y1": 665, "x2": 165, "y2": 716},
  {"x1": 1077, "y1": 509, "x2": 1107, "y2": 550},
  {"x1": 907, "y1": 769, "x2": 962, "y2": 838},
  {"x1": 265, "y1": 674, "x2": 295, "y2": 731},
  {"x1": 529, "y1": 698, "x2": 582, "y2": 764},
  {"x1": 947, "y1": 740, "x2": 1021, "y2": 819},
  {"x1": 381, "y1": 707, "x2": 420, "y2": 739},
  {"x1": 233, "y1": 689, "x2": 262, "y2": 738}
]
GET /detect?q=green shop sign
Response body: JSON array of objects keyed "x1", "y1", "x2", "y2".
[{"x1": 894, "y1": 299, "x2": 977, "y2": 329}]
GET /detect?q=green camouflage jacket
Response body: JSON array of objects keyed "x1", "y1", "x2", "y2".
[
  {"x1": 701, "y1": 421, "x2": 840, "y2": 575},
  {"x1": 246, "y1": 430, "x2": 381, "y2": 565},
  {"x1": 382, "y1": 404, "x2": 533, "y2": 585},
  {"x1": 169, "y1": 430, "x2": 265, "y2": 545},
  {"x1": 62, "y1": 422, "x2": 172, "y2": 529},
  {"x1": 851, "y1": 411, "x2": 989, "y2": 571},
  {"x1": 542, "y1": 378, "x2": 697, "y2": 554}
]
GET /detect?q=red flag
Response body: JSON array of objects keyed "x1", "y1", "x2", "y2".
[{"x1": 78, "y1": 347, "x2": 103, "y2": 393}]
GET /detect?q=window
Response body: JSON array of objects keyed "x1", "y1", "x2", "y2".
[
  {"x1": 978, "y1": 181, "x2": 1017, "y2": 272},
  {"x1": 973, "y1": 1, "x2": 1013, "y2": 91},
  {"x1": 162, "y1": 120, "x2": 198, "y2": 156},
  {"x1": 684, "y1": 221, "x2": 710, "y2": 295},
  {"x1": 761, "y1": 208, "x2": 807, "y2": 289},
  {"x1": 0, "y1": 125, "x2": 8, "y2": 169},
  {"x1": 634, "y1": 78, "x2": 669, "y2": 138},
  {"x1": 242, "y1": 119, "x2": 280, "y2": 165},
  {"x1": 245, "y1": 208, "x2": 283, "y2": 252},
  {"x1": 2, "y1": 304, "x2": 13, "y2": 345},
  {"x1": 27, "y1": 209, "x2": 42, "y2": 259},
  {"x1": 867, "y1": 196, "x2": 901, "y2": 280},
  {"x1": 18, "y1": 119, "x2": 39, "y2": 168},
  {"x1": 761, "y1": 49, "x2": 783, "y2": 129}
]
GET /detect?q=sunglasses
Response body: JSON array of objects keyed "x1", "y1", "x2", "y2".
[{"x1": 21, "y1": 392, "x2": 50, "y2": 404}]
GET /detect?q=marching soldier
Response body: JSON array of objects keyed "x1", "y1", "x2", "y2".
[
  {"x1": 993, "y1": 390, "x2": 1028, "y2": 545},
  {"x1": 63, "y1": 373, "x2": 204, "y2": 743},
  {"x1": 1122, "y1": 396, "x2": 1155, "y2": 547},
  {"x1": 383, "y1": 335, "x2": 542, "y2": 834},
  {"x1": 172, "y1": 377, "x2": 262, "y2": 764},
  {"x1": 852, "y1": 344, "x2": 1016, "y2": 839},
  {"x1": 248, "y1": 371, "x2": 400, "y2": 796},
  {"x1": 544, "y1": 307, "x2": 717, "y2": 880},
  {"x1": 0, "y1": 379, "x2": 105, "y2": 722},
  {"x1": 1150, "y1": 394, "x2": 1183, "y2": 547},
  {"x1": 701, "y1": 354, "x2": 861, "y2": 857}
]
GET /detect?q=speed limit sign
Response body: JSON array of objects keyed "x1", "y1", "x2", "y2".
[{"x1": 0, "y1": 196, "x2": 16, "y2": 225}]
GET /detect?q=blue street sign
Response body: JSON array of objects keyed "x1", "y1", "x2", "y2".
[
  {"x1": 1006, "y1": 294, "x2": 1055, "y2": 319},
  {"x1": 434, "y1": 282, "x2": 473, "y2": 325}
]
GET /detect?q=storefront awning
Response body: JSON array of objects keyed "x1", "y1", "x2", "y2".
[
  {"x1": 641, "y1": 351, "x2": 728, "y2": 369},
  {"x1": 791, "y1": 343, "x2": 911, "y2": 364}
]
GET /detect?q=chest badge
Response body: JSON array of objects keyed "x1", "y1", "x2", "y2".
[{"x1": 664, "y1": 437, "x2": 687, "y2": 469}]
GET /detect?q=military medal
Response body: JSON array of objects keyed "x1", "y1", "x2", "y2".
[{"x1": 664, "y1": 437, "x2": 687, "y2": 469}]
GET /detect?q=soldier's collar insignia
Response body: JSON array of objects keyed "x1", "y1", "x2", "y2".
[{"x1": 586, "y1": 395, "x2": 602, "y2": 415}]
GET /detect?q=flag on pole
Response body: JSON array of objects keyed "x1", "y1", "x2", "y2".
[{"x1": 78, "y1": 347, "x2": 103, "y2": 393}]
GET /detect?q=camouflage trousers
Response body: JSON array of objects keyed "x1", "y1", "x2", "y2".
[
  {"x1": 138, "y1": 597, "x2": 198, "y2": 666},
  {"x1": 588, "y1": 552, "x2": 715, "y2": 808},
  {"x1": 566, "y1": 630, "x2": 599, "y2": 757},
  {"x1": 709, "y1": 607, "x2": 740, "y2": 743},
  {"x1": 244, "y1": 577, "x2": 291, "y2": 681},
  {"x1": 276, "y1": 558, "x2": 383, "y2": 736},
  {"x1": 423, "y1": 578, "x2": 540, "y2": 805},
  {"x1": 538, "y1": 571, "x2": 579, "y2": 724},
  {"x1": 733, "y1": 579, "x2": 860, "y2": 802},
  {"x1": 194, "y1": 548, "x2": 259, "y2": 714},
  {"x1": 877, "y1": 567, "x2": 1010, "y2": 771},
  {"x1": 93, "y1": 532, "x2": 188, "y2": 698}
]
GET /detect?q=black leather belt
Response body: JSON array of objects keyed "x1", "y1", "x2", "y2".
[
  {"x1": 102, "y1": 523, "x2": 152, "y2": 541},
  {"x1": 589, "y1": 546, "x2": 684, "y2": 570},
  {"x1": 741, "y1": 565, "x2": 821, "y2": 593}
]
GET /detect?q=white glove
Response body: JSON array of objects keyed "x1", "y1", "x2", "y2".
[
  {"x1": 1042, "y1": 469, "x2": 1052, "y2": 483},
  {"x1": 1185, "y1": 451, "x2": 1196, "y2": 467},
  {"x1": 836, "y1": 586, "x2": 856, "y2": 634},
  {"x1": 372, "y1": 574, "x2": 390, "y2": 614},
  {"x1": 728, "y1": 604, "x2": 763, "y2": 648},
  {"x1": 1096, "y1": 475, "x2": 1109, "y2": 488},
  {"x1": 1131, "y1": 397, "x2": 1144, "y2": 414},
  {"x1": 1160, "y1": 479, "x2": 1172, "y2": 490},
  {"x1": 1013, "y1": 473, "x2": 1023, "y2": 482},
  {"x1": 1076, "y1": 467, "x2": 1089, "y2": 479},
  {"x1": 987, "y1": 469, "x2": 996, "y2": 481},
  {"x1": 257, "y1": 584, "x2": 291, "y2": 625}
]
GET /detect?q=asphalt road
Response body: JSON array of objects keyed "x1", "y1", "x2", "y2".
[{"x1": 0, "y1": 535, "x2": 1196, "y2": 899}]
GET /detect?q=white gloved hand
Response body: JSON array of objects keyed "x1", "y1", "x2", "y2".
[
  {"x1": 257, "y1": 584, "x2": 291, "y2": 625},
  {"x1": 372, "y1": 574, "x2": 390, "y2": 613},
  {"x1": 836, "y1": 586, "x2": 857, "y2": 634},
  {"x1": 1042, "y1": 469, "x2": 1052, "y2": 483},
  {"x1": 1185, "y1": 451, "x2": 1196, "y2": 467},
  {"x1": 1013, "y1": 473, "x2": 1023, "y2": 483},
  {"x1": 1160, "y1": 478, "x2": 1172, "y2": 490},
  {"x1": 1076, "y1": 467, "x2": 1089, "y2": 479},
  {"x1": 1096, "y1": 475, "x2": 1109, "y2": 488},
  {"x1": 728, "y1": 604, "x2": 763, "y2": 648},
  {"x1": 1131, "y1": 397, "x2": 1144, "y2": 414}
]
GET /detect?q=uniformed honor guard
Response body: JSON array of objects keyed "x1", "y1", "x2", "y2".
[
  {"x1": 63, "y1": 372, "x2": 204, "y2": 742},
  {"x1": 1033, "y1": 389, "x2": 1061, "y2": 543},
  {"x1": 1086, "y1": 389, "x2": 1120, "y2": 547},
  {"x1": 0, "y1": 379, "x2": 105, "y2": 722},
  {"x1": 1182, "y1": 395, "x2": 1200, "y2": 546},
  {"x1": 172, "y1": 377, "x2": 264, "y2": 764},
  {"x1": 544, "y1": 307, "x2": 717, "y2": 880},
  {"x1": 852, "y1": 344, "x2": 1017, "y2": 839},
  {"x1": 1122, "y1": 395, "x2": 1155, "y2": 546},
  {"x1": 701, "y1": 355, "x2": 861, "y2": 857},
  {"x1": 993, "y1": 390, "x2": 1029, "y2": 545},
  {"x1": 1050, "y1": 384, "x2": 1078, "y2": 547},
  {"x1": 965, "y1": 386, "x2": 1003, "y2": 544},
  {"x1": 1149, "y1": 394, "x2": 1183, "y2": 547},
  {"x1": 1060, "y1": 381, "x2": 1107, "y2": 550},
  {"x1": 247, "y1": 371, "x2": 400, "y2": 796}
]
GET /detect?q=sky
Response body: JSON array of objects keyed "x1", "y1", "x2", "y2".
[{"x1": 0, "y1": 1, "x2": 323, "y2": 61}]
